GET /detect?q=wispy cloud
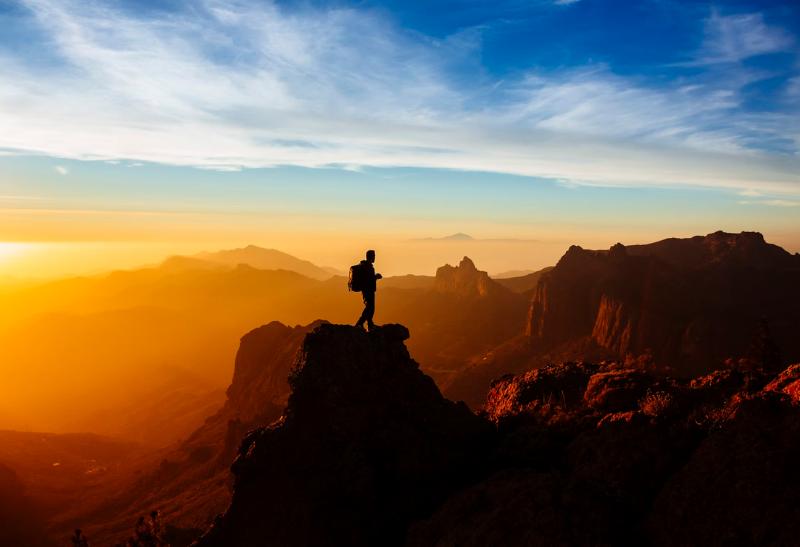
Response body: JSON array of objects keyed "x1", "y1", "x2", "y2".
[
  {"x1": 697, "y1": 11, "x2": 794, "y2": 65},
  {"x1": 739, "y1": 199, "x2": 800, "y2": 207},
  {"x1": 739, "y1": 189, "x2": 763, "y2": 197},
  {"x1": 54, "y1": 165, "x2": 68, "y2": 175},
  {"x1": 762, "y1": 199, "x2": 800, "y2": 207},
  {"x1": 0, "y1": 0, "x2": 798, "y2": 195}
]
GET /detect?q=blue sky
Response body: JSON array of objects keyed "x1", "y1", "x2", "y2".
[{"x1": 0, "y1": 0, "x2": 798, "y2": 275}]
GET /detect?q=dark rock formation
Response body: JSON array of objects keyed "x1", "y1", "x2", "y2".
[
  {"x1": 484, "y1": 361, "x2": 598, "y2": 422},
  {"x1": 197, "y1": 324, "x2": 493, "y2": 547},
  {"x1": 582, "y1": 369, "x2": 654, "y2": 413},
  {"x1": 0, "y1": 464, "x2": 53, "y2": 547},
  {"x1": 225, "y1": 320, "x2": 326, "y2": 427},
  {"x1": 763, "y1": 363, "x2": 800, "y2": 403},
  {"x1": 411, "y1": 360, "x2": 800, "y2": 547},
  {"x1": 648, "y1": 392, "x2": 800, "y2": 546},
  {"x1": 526, "y1": 231, "x2": 800, "y2": 376}
]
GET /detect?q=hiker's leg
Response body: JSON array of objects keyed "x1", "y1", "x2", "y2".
[
  {"x1": 364, "y1": 292, "x2": 376, "y2": 328},
  {"x1": 356, "y1": 291, "x2": 372, "y2": 327}
]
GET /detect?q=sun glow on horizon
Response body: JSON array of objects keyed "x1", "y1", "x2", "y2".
[{"x1": 0, "y1": 242, "x2": 31, "y2": 265}]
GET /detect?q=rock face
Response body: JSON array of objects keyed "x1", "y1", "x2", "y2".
[
  {"x1": 582, "y1": 369, "x2": 654, "y2": 413},
  {"x1": 68, "y1": 321, "x2": 321, "y2": 545},
  {"x1": 0, "y1": 464, "x2": 52, "y2": 547},
  {"x1": 197, "y1": 324, "x2": 493, "y2": 547},
  {"x1": 225, "y1": 320, "x2": 325, "y2": 425},
  {"x1": 434, "y1": 257, "x2": 499, "y2": 297},
  {"x1": 410, "y1": 360, "x2": 800, "y2": 546},
  {"x1": 526, "y1": 231, "x2": 800, "y2": 375},
  {"x1": 763, "y1": 363, "x2": 800, "y2": 403}
]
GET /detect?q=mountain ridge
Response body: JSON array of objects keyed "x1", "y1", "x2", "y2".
[{"x1": 195, "y1": 245, "x2": 338, "y2": 280}]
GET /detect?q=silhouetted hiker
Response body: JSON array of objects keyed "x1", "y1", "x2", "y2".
[{"x1": 349, "y1": 249, "x2": 382, "y2": 331}]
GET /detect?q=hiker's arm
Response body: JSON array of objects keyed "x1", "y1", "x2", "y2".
[{"x1": 375, "y1": 273, "x2": 383, "y2": 280}]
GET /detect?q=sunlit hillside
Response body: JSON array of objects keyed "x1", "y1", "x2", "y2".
[{"x1": 0, "y1": 251, "x2": 357, "y2": 442}]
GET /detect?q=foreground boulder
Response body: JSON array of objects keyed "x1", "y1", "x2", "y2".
[
  {"x1": 583, "y1": 369, "x2": 655, "y2": 413},
  {"x1": 648, "y1": 392, "x2": 800, "y2": 545},
  {"x1": 196, "y1": 323, "x2": 493, "y2": 547},
  {"x1": 412, "y1": 361, "x2": 800, "y2": 547}
]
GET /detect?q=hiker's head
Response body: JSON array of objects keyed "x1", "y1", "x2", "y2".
[{"x1": 366, "y1": 249, "x2": 375, "y2": 263}]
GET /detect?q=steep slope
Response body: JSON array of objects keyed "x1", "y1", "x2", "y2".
[
  {"x1": 197, "y1": 324, "x2": 493, "y2": 547},
  {"x1": 494, "y1": 266, "x2": 553, "y2": 295},
  {"x1": 55, "y1": 321, "x2": 321, "y2": 546},
  {"x1": 0, "y1": 463, "x2": 54, "y2": 547}
]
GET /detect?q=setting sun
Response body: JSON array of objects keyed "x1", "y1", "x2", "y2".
[{"x1": 0, "y1": 242, "x2": 29, "y2": 264}]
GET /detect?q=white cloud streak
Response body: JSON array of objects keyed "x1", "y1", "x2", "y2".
[
  {"x1": 0, "y1": 0, "x2": 798, "y2": 195},
  {"x1": 740, "y1": 199, "x2": 800, "y2": 207},
  {"x1": 698, "y1": 11, "x2": 794, "y2": 64}
]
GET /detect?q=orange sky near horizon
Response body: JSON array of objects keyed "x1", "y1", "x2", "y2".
[{"x1": 2, "y1": 157, "x2": 799, "y2": 282}]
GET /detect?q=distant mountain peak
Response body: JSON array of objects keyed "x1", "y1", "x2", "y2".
[
  {"x1": 194, "y1": 246, "x2": 335, "y2": 280},
  {"x1": 417, "y1": 233, "x2": 475, "y2": 241},
  {"x1": 444, "y1": 232, "x2": 474, "y2": 241}
]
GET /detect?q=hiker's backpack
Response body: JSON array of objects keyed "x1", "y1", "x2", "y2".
[{"x1": 348, "y1": 263, "x2": 365, "y2": 292}]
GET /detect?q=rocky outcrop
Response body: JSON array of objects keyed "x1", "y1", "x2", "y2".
[
  {"x1": 197, "y1": 324, "x2": 493, "y2": 547},
  {"x1": 484, "y1": 361, "x2": 598, "y2": 423},
  {"x1": 411, "y1": 360, "x2": 800, "y2": 546},
  {"x1": 526, "y1": 232, "x2": 800, "y2": 376},
  {"x1": 582, "y1": 369, "x2": 654, "y2": 413},
  {"x1": 647, "y1": 392, "x2": 800, "y2": 546},
  {"x1": 434, "y1": 257, "x2": 499, "y2": 297},
  {"x1": 763, "y1": 363, "x2": 800, "y2": 403},
  {"x1": 68, "y1": 321, "x2": 321, "y2": 545},
  {"x1": 180, "y1": 320, "x2": 324, "y2": 474},
  {"x1": 225, "y1": 320, "x2": 326, "y2": 425}
]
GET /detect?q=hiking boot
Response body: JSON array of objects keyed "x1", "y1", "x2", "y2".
[{"x1": 367, "y1": 322, "x2": 378, "y2": 332}]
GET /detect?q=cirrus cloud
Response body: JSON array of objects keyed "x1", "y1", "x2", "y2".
[{"x1": 0, "y1": 0, "x2": 798, "y2": 195}]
